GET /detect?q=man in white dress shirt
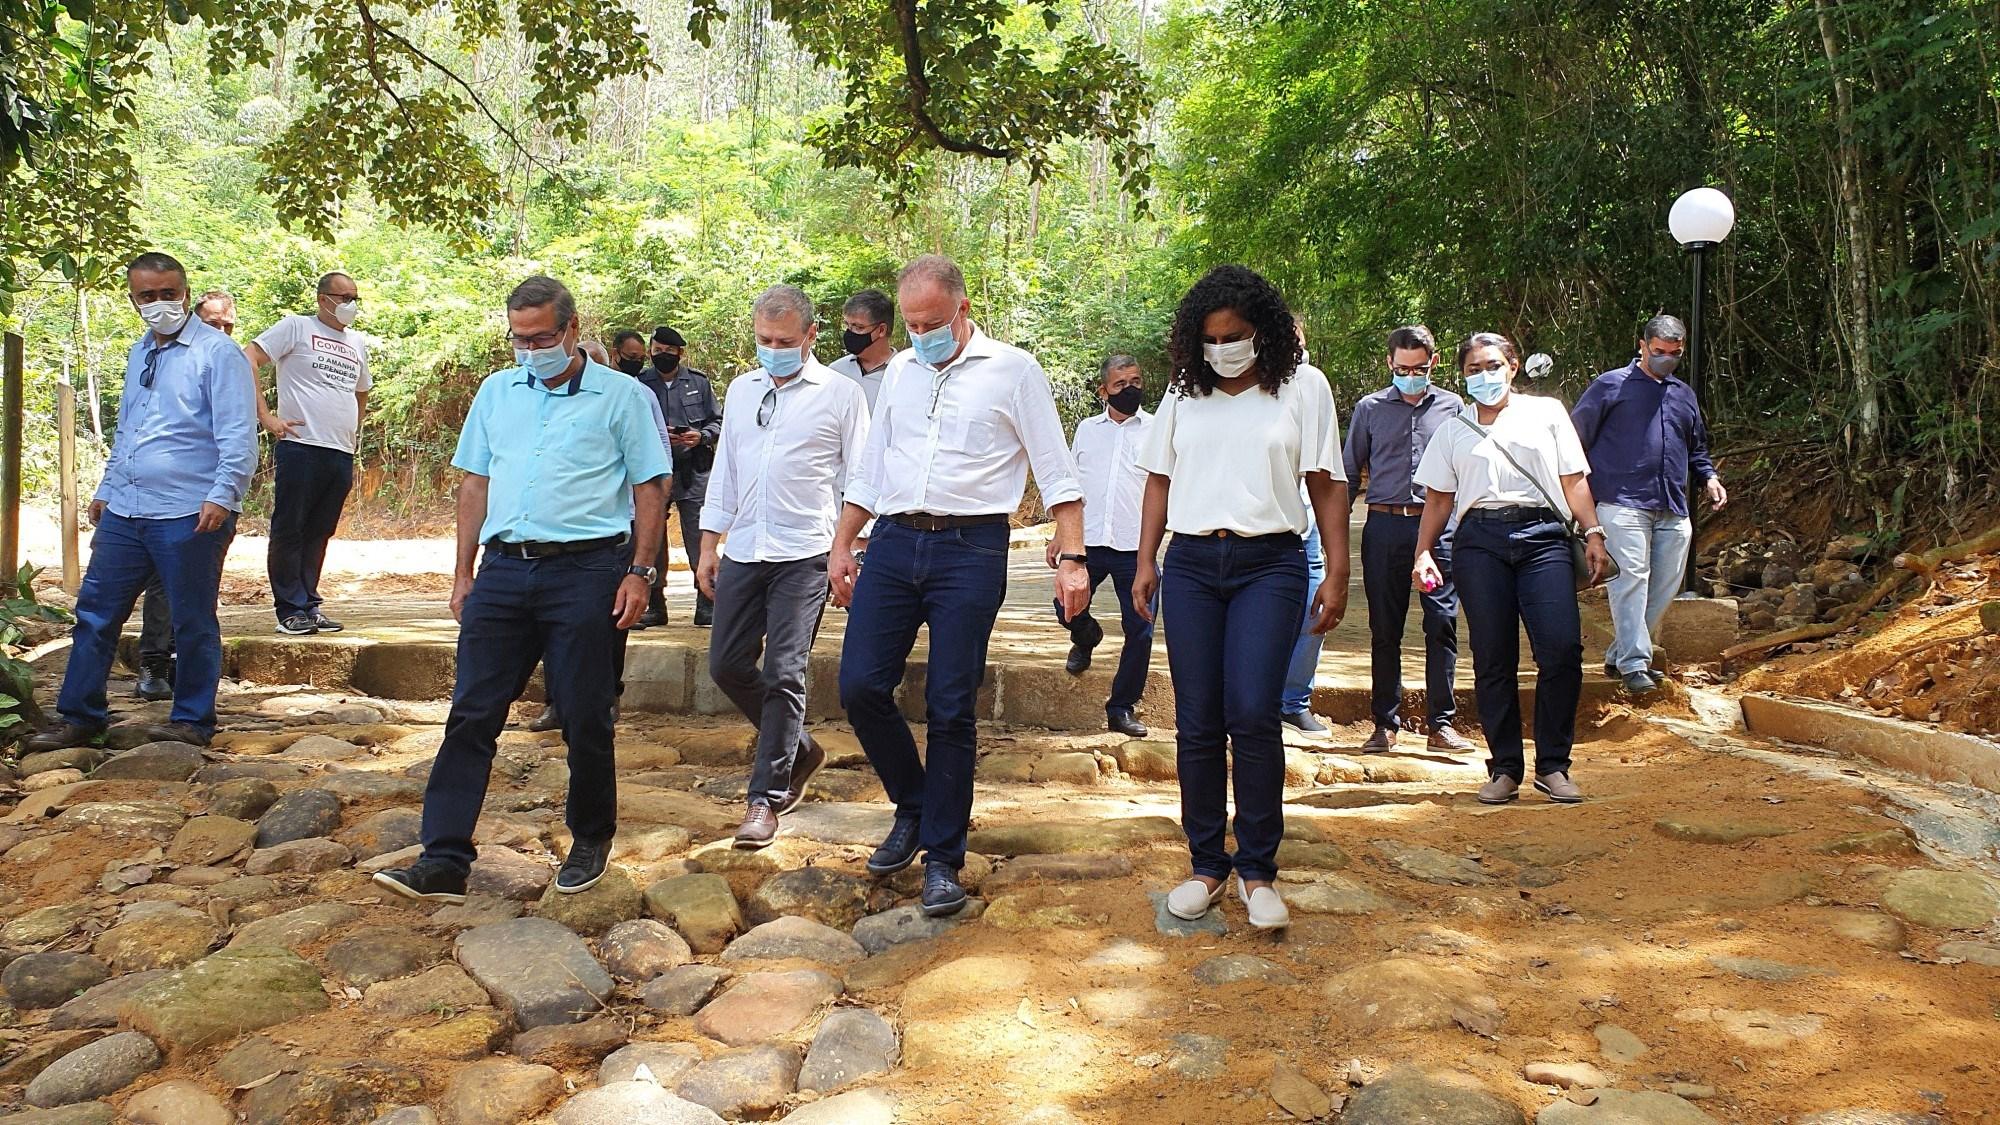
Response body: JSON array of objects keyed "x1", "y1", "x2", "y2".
[
  {"x1": 1057, "y1": 354, "x2": 1156, "y2": 737},
  {"x1": 699, "y1": 286, "x2": 871, "y2": 848},
  {"x1": 830, "y1": 254, "x2": 1089, "y2": 917}
]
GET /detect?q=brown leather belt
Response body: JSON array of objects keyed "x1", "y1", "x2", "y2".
[{"x1": 1368, "y1": 503, "x2": 1424, "y2": 517}]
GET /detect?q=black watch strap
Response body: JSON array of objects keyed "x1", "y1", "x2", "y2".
[
  {"x1": 1058, "y1": 553, "x2": 1089, "y2": 565},
  {"x1": 626, "y1": 565, "x2": 659, "y2": 580}
]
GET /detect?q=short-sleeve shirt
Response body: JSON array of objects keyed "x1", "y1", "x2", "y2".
[
  {"x1": 1137, "y1": 371, "x2": 1345, "y2": 537},
  {"x1": 253, "y1": 314, "x2": 372, "y2": 454},
  {"x1": 1412, "y1": 394, "x2": 1588, "y2": 523},
  {"x1": 452, "y1": 359, "x2": 674, "y2": 545},
  {"x1": 826, "y1": 353, "x2": 889, "y2": 412}
]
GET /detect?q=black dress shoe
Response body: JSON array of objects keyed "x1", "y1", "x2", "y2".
[
  {"x1": 1282, "y1": 710, "x2": 1329, "y2": 735},
  {"x1": 23, "y1": 722, "x2": 107, "y2": 755},
  {"x1": 866, "y1": 817, "x2": 922, "y2": 877},
  {"x1": 557, "y1": 838, "x2": 612, "y2": 893},
  {"x1": 774, "y1": 735, "x2": 827, "y2": 816},
  {"x1": 1064, "y1": 615, "x2": 1104, "y2": 675},
  {"x1": 694, "y1": 601, "x2": 714, "y2": 628},
  {"x1": 527, "y1": 705, "x2": 562, "y2": 732},
  {"x1": 1106, "y1": 709, "x2": 1148, "y2": 738},
  {"x1": 133, "y1": 663, "x2": 174, "y2": 701},
  {"x1": 920, "y1": 862, "x2": 967, "y2": 917},
  {"x1": 373, "y1": 860, "x2": 468, "y2": 904}
]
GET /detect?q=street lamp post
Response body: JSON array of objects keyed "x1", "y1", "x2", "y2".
[{"x1": 1669, "y1": 187, "x2": 1736, "y2": 595}]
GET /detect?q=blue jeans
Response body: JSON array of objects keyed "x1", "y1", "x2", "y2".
[
  {"x1": 1361, "y1": 511, "x2": 1460, "y2": 729},
  {"x1": 1053, "y1": 547, "x2": 1157, "y2": 713},
  {"x1": 1279, "y1": 522, "x2": 1327, "y2": 715},
  {"x1": 419, "y1": 544, "x2": 625, "y2": 874},
  {"x1": 1453, "y1": 510, "x2": 1582, "y2": 780},
  {"x1": 1598, "y1": 503, "x2": 1692, "y2": 674},
  {"x1": 267, "y1": 441, "x2": 354, "y2": 622},
  {"x1": 838, "y1": 518, "x2": 1010, "y2": 870},
  {"x1": 57, "y1": 509, "x2": 235, "y2": 735},
  {"x1": 1162, "y1": 531, "x2": 1307, "y2": 883}
]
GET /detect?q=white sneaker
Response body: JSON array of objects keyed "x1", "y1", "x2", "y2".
[
  {"x1": 1238, "y1": 880, "x2": 1291, "y2": 930},
  {"x1": 1166, "y1": 878, "x2": 1225, "y2": 921}
]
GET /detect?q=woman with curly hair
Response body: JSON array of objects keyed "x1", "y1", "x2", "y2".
[{"x1": 1131, "y1": 264, "x2": 1350, "y2": 930}]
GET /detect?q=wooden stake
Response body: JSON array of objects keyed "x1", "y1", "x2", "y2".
[
  {"x1": 59, "y1": 368, "x2": 80, "y2": 593},
  {"x1": 1, "y1": 332, "x2": 22, "y2": 580}
]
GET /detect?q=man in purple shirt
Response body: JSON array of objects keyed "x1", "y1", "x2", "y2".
[{"x1": 1571, "y1": 314, "x2": 1728, "y2": 694}]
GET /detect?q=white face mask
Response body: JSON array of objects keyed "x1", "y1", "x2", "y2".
[
  {"x1": 1202, "y1": 338, "x2": 1258, "y2": 378},
  {"x1": 136, "y1": 299, "x2": 190, "y2": 336},
  {"x1": 331, "y1": 300, "x2": 360, "y2": 327}
]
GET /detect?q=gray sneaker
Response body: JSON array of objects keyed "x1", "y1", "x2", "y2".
[{"x1": 1476, "y1": 775, "x2": 1520, "y2": 804}]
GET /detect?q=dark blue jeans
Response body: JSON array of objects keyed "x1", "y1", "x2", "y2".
[
  {"x1": 1053, "y1": 547, "x2": 1157, "y2": 713},
  {"x1": 838, "y1": 518, "x2": 1009, "y2": 871},
  {"x1": 1453, "y1": 510, "x2": 1582, "y2": 780},
  {"x1": 1362, "y1": 511, "x2": 1460, "y2": 730},
  {"x1": 1162, "y1": 531, "x2": 1307, "y2": 884},
  {"x1": 268, "y1": 441, "x2": 354, "y2": 622},
  {"x1": 419, "y1": 544, "x2": 625, "y2": 873},
  {"x1": 58, "y1": 509, "x2": 234, "y2": 735}
]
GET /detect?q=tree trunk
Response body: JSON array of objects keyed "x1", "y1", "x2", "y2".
[{"x1": 1813, "y1": 0, "x2": 1880, "y2": 451}]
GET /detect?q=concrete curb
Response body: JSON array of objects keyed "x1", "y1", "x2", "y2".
[{"x1": 1741, "y1": 692, "x2": 2000, "y2": 792}]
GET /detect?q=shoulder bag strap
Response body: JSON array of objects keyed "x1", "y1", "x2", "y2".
[{"x1": 1453, "y1": 413, "x2": 1576, "y2": 529}]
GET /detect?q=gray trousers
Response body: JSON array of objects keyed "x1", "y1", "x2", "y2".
[{"x1": 708, "y1": 554, "x2": 830, "y2": 804}]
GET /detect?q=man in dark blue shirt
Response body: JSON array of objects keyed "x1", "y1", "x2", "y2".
[
  {"x1": 1571, "y1": 314, "x2": 1728, "y2": 694},
  {"x1": 1336, "y1": 325, "x2": 1472, "y2": 754}
]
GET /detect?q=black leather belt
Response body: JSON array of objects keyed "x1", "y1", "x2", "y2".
[
  {"x1": 885, "y1": 513, "x2": 1009, "y2": 532},
  {"x1": 1186, "y1": 529, "x2": 1301, "y2": 543},
  {"x1": 486, "y1": 533, "x2": 628, "y2": 559},
  {"x1": 1462, "y1": 507, "x2": 1558, "y2": 523}
]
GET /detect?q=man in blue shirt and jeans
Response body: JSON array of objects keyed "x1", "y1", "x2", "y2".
[
  {"x1": 1571, "y1": 314, "x2": 1728, "y2": 695},
  {"x1": 27, "y1": 252, "x2": 258, "y2": 754},
  {"x1": 374, "y1": 276, "x2": 671, "y2": 904}
]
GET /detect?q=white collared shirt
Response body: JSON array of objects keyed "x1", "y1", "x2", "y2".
[
  {"x1": 845, "y1": 329, "x2": 1082, "y2": 517},
  {"x1": 699, "y1": 356, "x2": 871, "y2": 563},
  {"x1": 826, "y1": 352, "x2": 889, "y2": 411},
  {"x1": 1071, "y1": 408, "x2": 1151, "y2": 551}
]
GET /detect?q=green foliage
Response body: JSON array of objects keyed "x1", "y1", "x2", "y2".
[{"x1": 0, "y1": 565, "x2": 71, "y2": 740}]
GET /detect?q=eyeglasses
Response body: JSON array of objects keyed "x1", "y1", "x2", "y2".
[
  {"x1": 757, "y1": 386, "x2": 779, "y2": 427},
  {"x1": 508, "y1": 331, "x2": 566, "y2": 349},
  {"x1": 1390, "y1": 362, "x2": 1435, "y2": 378}
]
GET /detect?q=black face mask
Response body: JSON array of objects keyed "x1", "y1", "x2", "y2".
[
  {"x1": 652, "y1": 352, "x2": 680, "y2": 375},
  {"x1": 841, "y1": 328, "x2": 876, "y2": 357},
  {"x1": 1106, "y1": 386, "x2": 1144, "y2": 415},
  {"x1": 617, "y1": 357, "x2": 645, "y2": 376}
]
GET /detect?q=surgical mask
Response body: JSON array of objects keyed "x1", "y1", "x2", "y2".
[
  {"x1": 516, "y1": 343, "x2": 574, "y2": 383},
  {"x1": 909, "y1": 314, "x2": 962, "y2": 367},
  {"x1": 617, "y1": 357, "x2": 645, "y2": 376},
  {"x1": 842, "y1": 329, "x2": 875, "y2": 357},
  {"x1": 1465, "y1": 368, "x2": 1509, "y2": 406},
  {"x1": 652, "y1": 352, "x2": 680, "y2": 375},
  {"x1": 757, "y1": 343, "x2": 805, "y2": 379},
  {"x1": 331, "y1": 300, "x2": 360, "y2": 327},
  {"x1": 1647, "y1": 354, "x2": 1680, "y2": 377},
  {"x1": 1391, "y1": 372, "x2": 1431, "y2": 397},
  {"x1": 136, "y1": 299, "x2": 190, "y2": 336},
  {"x1": 1106, "y1": 386, "x2": 1144, "y2": 415},
  {"x1": 1202, "y1": 338, "x2": 1257, "y2": 378}
]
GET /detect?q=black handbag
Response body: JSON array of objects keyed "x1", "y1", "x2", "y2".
[{"x1": 1453, "y1": 414, "x2": 1617, "y2": 591}]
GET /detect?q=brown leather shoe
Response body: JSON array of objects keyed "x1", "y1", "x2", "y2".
[
  {"x1": 1360, "y1": 726, "x2": 1397, "y2": 754},
  {"x1": 1476, "y1": 775, "x2": 1520, "y2": 804},
  {"x1": 1426, "y1": 725, "x2": 1476, "y2": 753},
  {"x1": 734, "y1": 803, "x2": 778, "y2": 848},
  {"x1": 773, "y1": 735, "x2": 827, "y2": 816},
  {"x1": 1533, "y1": 771, "x2": 1584, "y2": 803}
]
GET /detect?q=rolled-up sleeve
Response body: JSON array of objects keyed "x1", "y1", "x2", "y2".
[
  {"x1": 1013, "y1": 360, "x2": 1081, "y2": 507},
  {"x1": 205, "y1": 341, "x2": 260, "y2": 511},
  {"x1": 698, "y1": 385, "x2": 742, "y2": 535},
  {"x1": 836, "y1": 379, "x2": 870, "y2": 497}
]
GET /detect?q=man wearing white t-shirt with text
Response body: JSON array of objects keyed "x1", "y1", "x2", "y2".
[{"x1": 245, "y1": 271, "x2": 371, "y2": 635}]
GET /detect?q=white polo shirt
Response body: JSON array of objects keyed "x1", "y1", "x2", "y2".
[
  {"x1": 1412, "y1": 393, "x2": 1589, "y2": 523},
  {"x1": 1071, "y1": 408, "x2": 1151, "y2": 552},
  {"x1": 827, "y1": 352, "x2": 890, "y2": 412},
  {"x1": 845, "y1": 330, "x2": 1082, "y2": 517},
  {"x1": 699, "y1": 356, "x2": 871, "y2": 563},
  {"x1": 1138, "y1": 370, "x2": 1344, "y2": 537}
]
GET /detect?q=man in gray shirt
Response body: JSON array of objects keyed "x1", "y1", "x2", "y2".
[{"x1": 1341, "y1": 325, "x2": 1472, "y2": 754}]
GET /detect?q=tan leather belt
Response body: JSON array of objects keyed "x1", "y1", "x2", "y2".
[{"x1": 1368, "y1": 504, "x2": 1423, "y2": 517}]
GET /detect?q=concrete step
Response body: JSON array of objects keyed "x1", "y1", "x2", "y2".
[{"x1": 1741, "y1": 692, "x2": 2000, "y2": 792}]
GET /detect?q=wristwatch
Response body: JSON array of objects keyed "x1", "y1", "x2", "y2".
[
  {"x1": 626, "y1": 565, "x2": 660, "y2": 581},
  {"x1": 1582, "y1": 526, "x2": 1606, "y2": 540},
  {"x1": 1057, "y1": 553, "x2": 1089, "y2": 566}
]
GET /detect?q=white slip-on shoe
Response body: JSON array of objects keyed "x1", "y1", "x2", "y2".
[
  {"x1": 1166, "y1": 878, "x2": 1225, "y2": 921},
  {"x1": 1238, "y1": 880, "x2": 1291, "y2": 930}
]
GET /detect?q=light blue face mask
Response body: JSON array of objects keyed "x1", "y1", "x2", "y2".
[
  {"x1": 1392, "y1": 372, "x2": 1431, "y2": 396},
  {"x1": 1465, "y1": 368, "x2": 1509, "y2": 406},
  {"x1": 909, "y1": 313, "x2": 962, "y2": 367},
  {"x1": 757, "y1": 342, "x2": 805, "y2": 379},
  {"x1": 516, "y1": 345, "x2": 572, "y2": 382}
]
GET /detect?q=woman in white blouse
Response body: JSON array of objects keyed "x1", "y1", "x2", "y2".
[
  {"x1": 1411, "y1": 332, "x2": 1609, "y2": 805},
  {"x1": 1131, "y1": 265, "x2": 1350, "y2": 931}
]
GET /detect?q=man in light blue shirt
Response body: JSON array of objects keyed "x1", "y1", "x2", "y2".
[
  {"x1": 27, "y1": 252, "x2": 257, "y2": 753},
  {"x1": 375, "y1": 275, "x2": 672, "y2": 906}
]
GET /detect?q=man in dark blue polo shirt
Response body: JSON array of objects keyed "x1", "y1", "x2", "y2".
[
  {"x1": 1571, "y1": 314, "x2": 1728, "y2": 695},
  {"x1": 1338, "y1": 325, "x2": 1472, "y2": 754},
  {"x1": 374, "y1": 276, "x2": 672, "y2": 904}
]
